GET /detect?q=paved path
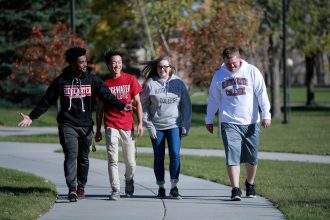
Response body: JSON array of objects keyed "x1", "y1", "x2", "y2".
[
  {"x1": 0, "y1": 126, "x2": 58, "y2": 136},
  {"x1": 0, "y1": 142, "x2": 285, "y2": 220}
]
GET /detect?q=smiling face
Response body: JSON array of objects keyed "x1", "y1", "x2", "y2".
[
  {"x1": 224, "y1": 55, "x2": 241, "y2": 73},
  {"x1": 107, "y1": 55, "x2": 122, "y2": 78},
  {"x1": 157, "y1": 59, "x2": 171, "y2": 80},
  {"x1": 72, "y1": 55, "x2": 87, "y2": 75}
]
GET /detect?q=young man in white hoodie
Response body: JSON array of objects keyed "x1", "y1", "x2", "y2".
[{"x1": 205, "y1": 47, "x2": 271, "y2": 201}]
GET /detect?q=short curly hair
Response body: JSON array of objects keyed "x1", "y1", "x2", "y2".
[{"x1": 65, "y1": 46, "x2": 86, "y2": 63}]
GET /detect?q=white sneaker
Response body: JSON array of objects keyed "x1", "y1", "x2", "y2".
[{"x1": 109, "y1": 191, "x2": 120, "y2": 201}]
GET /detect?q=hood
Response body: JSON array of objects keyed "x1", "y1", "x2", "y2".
[
  {"x1": 155, "y1": 74, "x2": 180, "y2": 85},
  {"x1": 61, "y1": 66, "x2": 92, "y2": 79}
]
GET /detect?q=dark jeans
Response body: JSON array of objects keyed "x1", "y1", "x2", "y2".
[{"x1": 58, "y1": 124, "x2": 93, "y2": 191}]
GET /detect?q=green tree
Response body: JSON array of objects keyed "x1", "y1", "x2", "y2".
[
  {"x1": 14, "y1": 23, "x2": 87, "y2": 82},
  {"x1": 131, "y1": 0, "x2": 195, "y2": 57},
  {"x1": 88, "y1": 0, "x2": 142, "y2": 74},
  {"x1": 288, "y1": 0, "x2": 330, "y2": 106},
  {"x1": 254, "y1": 0, "x2": 283, "y2": 119},
  {"x1": 169, "y1": 0, "x2": 261, "y2": 86},
  {"x1": 0, "y1": 0, "x2": 93, "y2": 106},
  {"x1": 88, "y1": 0, "x2": 198, "y2": 78},
  {"x1": 12, "y1": 22, "x2": 87, "y2": 106}
]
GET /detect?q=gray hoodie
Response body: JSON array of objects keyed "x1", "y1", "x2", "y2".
[{"x1": 141, "y1": 75, "x2": 192, "y2": 136}]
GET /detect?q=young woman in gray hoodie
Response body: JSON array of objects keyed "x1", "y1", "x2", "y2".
[{"x1": 140, "y1": 56, "x2": 192, "y2": 199}]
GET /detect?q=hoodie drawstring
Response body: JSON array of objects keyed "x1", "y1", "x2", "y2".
[
  {"x1": 67, "y1": 78, "x2": 85, "y2": 112},
  {"x1": 165, "y1": 81, "x2": 168, "y2": 96},
  {"x1": 68, "y1": 79, "x2": 74, "y2": 111},
  {"x1": 79, "y1": 79, "x2": 85, "y2": 112}
]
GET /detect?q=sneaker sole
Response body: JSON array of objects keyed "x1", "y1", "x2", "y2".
[
  {"x1": 68, "y1": 196, "x2": 78, "y2": 202},
  {"x1": 125, "y1": 190, "x2": 134, "y2": 197},
  {"x1": 68, "y1": 192, "x2": 78, "y2": 202},
  {"x1": 231, "y1": 196, "x2": 241, "y2": 201},
  {"x1": 246, "y1": 195, "x2": 257, "y2": 198},
  {"x1": 169, "y1": 194, "x2": 182, "y2": 200}
]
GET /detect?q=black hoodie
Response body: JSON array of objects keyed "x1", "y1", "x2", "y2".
[{"x1": 29, "y1": 66, "x2": 125, "y2": 127}]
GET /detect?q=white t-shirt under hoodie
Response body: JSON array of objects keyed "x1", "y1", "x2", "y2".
[{"x1": 205, "y1": 60, "x2": 271, "y2": 125}]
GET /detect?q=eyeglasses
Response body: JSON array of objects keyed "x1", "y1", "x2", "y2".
[{"x1": 157, "y1": 65, "x2": 171, "y2": 70}]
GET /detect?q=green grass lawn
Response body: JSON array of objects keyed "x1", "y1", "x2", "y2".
[
  {"x1": 190, "y1": 86, "x2": 330, "y2": 104},
  {"x1": 0, "y1": 107, "x2": 58, "y2": 127},
  {"x1": 0, "y1": 167, "x2": 57, "y2": 220},
  {"x1": 1, "y1": 108, "x2": 329, "y2": 155}
]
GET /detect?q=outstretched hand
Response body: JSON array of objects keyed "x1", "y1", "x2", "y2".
[{"x1": 18, "y1": 113, "x2": 32, "y2": 127}]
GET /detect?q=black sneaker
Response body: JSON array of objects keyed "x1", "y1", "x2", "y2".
[
  {"x1": 245, "y1": 180, "x2": 256, "y2": 198},
  {"x1": 68, "y1": 190, "x2": 78, "y2": 202},
  {"x1": 231, "y1": 187, "x2": 242, "y2": 201},
  {"x1": 169, "y1": 186, "x2": 182, "y2": 199},
  {"x1": 157, "y1": 187, "x2": 166, "y2": 198},
  {"x1": 125, "y1": 179, "x2": 134, "y2": 197}
]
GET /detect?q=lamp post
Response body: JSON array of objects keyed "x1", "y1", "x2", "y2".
[
  {"x1": 70, "y1": 0, "x2": 76, "y2": 44},
  {"x1": 282, "y1": 0, "x2": 290, "y2": 124},
  {"x1": 286, "y1": 58, "x2": 293, "y2": 122}
]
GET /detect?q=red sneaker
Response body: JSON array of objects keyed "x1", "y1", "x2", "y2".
[{"x1": 77, "y1": 188, "x2": 85, "y2": 200}]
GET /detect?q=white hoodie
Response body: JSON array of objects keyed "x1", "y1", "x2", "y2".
[{"x1": 205, "y1": 60, "x2": 271, "y2": 125}]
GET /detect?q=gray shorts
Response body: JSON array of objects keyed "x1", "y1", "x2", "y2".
[{"x1": 221, "y1": 123, "x2": 260, "y2": 166}]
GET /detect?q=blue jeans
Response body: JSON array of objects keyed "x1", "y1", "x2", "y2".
[{"x1": 151, "y1": 128, "x2": 181, "y2": 185}]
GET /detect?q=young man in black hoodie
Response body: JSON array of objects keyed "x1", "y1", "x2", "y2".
[{"x1": 18, "y1": 46, "x2": 133, "y2": 202}]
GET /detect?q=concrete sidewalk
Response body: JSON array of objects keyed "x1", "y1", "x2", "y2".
[
  {"x1": 0, "y1": 142, "x2": 285, "y2": 220},
  {"x1": 0, "y1": 126, "x2": 58, "y2": 136}
]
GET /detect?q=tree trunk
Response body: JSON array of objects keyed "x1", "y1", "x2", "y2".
[
  {"x1": 268, "y1": 36, "x2": 281, "y2": 119},
  {"x1": 305, "y1": 55, "x2": 316, "y2": 106},
  {"x1": 136, "y1": 0, "x2": 156, "y2": 58},
  {"x1": 315, "y1": 53, "x2": 324, "y2": 86}
]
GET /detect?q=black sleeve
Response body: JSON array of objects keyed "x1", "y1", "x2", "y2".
[
  {"x1": 93, "y1": 75, "x2": 125, "y2": 110},
  {"x1": 29, "y1": 79, "x2": 60, "y2": 120}
]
